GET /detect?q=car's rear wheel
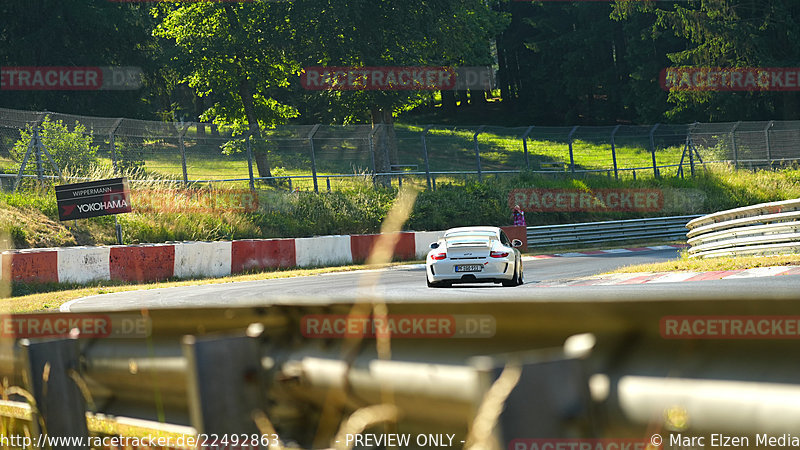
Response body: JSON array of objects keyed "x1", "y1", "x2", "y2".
[
  {"x1": 502, "y1": 258, "x2": 523, "y2": 287},
  {"x1": 427, "y1": 278, "x2": 450, "y2": 288},
  {"x1": 502, "y1": 264, "x2": 519, "y2": 287}
]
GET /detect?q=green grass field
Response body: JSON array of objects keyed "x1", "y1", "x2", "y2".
[{"x1": 0, "y1": 125, "x2": 684, "y2": 188}]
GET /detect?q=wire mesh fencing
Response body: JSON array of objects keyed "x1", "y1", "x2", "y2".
[{"x1": 1, "y1": 107, "x2": 800, "y2": 193}]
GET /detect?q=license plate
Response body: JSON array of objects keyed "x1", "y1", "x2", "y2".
[{"x1": 455, "y1": 265, "x2": 483, "y2": 272}]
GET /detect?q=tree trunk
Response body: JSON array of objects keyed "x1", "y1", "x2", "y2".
[
  {"x1": 458, "y1": 89, "x2": 470, "y2": 106},
  {"x1": 371, "y1": 107, "x2": 399, "y2": 187},
  {"x1": 441, "y1": 90, "x2": 457, "y2": 114},
  {"x1": 238, "y1": 77, "x2": 273, "y2": 179},
  {"x1": 223, "y1": 3, "x2": 273, "y2": 181},
  {"x1": 470, "y1": 89, "x2": 487, "y2": 105},
  {"x1": 783, "y1": 92, "x2": 799, "y2": 120},
  {"x1": 195, "y1": 95, "x2": 206, "y2": 143}
]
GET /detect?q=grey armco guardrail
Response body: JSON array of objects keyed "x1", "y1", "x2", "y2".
[
  {"x1": 686, "y1": 198, "x2": 800, "y2": 258},
  {"x1": 527, "y1": 215, "x2": 702, "y2": 248}
]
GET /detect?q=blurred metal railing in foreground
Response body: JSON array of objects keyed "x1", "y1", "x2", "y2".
[
  {"x1": 3, "y1": 107, "x2": 800, "y2": 193},
  {"x1": 1, "y1": 292, "x2": 800, "y2": 448},
  {"x1": 527, "y1": 215, "x2": 702, "y2": 248},
  {"x1": 687, "y1": 198, "x2": 800, "y2": 258}
]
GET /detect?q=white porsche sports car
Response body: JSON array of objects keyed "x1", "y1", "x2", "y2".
[{"x1": 426, "y1": 226, "x2": 524, "y2": 288}]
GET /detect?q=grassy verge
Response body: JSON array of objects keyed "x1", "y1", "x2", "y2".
[
  {"x1": 2, "y1": 164, "x2": 800, "y2": 249},
  {"x1": 609, "y1": 253, "x2": 800, "y2": 274},
  {"x1": 3, "y1": 261, "x2": 419, "y2": 313}
]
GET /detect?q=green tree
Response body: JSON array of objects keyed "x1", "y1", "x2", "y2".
[
  {"x1": 154, "y1": 1, "x2": 507, "y2": 177},
  {"x1": 154, "y1": 2, "x2": 300, "y2": 178},
  {"x1": 0, "y1": 1, "x2": 167, "y2": 118},
  {"x1": 612, "y1": 0, "x2": 800, "y2": 121},
  {"x1": 11, "y1": 117, "x2": 99, "y2": 175}
]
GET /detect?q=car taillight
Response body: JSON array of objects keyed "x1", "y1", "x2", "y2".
[
  {"x1": 490, "y1": 251, "x2": 509, "y2": 258},
  {"x1": 431, "y1": 253, "x2": 447, "y2": 260}
]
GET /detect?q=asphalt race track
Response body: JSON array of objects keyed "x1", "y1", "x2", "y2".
[{"x1": 63, "y1": 247, "x2": 800, "y2": 312}]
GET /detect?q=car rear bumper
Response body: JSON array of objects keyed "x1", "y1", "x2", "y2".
[{"x1": 427, "y1": 260, "x2": 516, "y2": 283}]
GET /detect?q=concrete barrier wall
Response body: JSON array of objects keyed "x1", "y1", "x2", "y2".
[
  {"x1": 2, "y1": 249, "x2": 59, "y2": 283},
  {"x1": 110, "y1": 244, "x2": 175, "y2": 283},
  {"x1": 350, "y1": 232, "x2": 416, "y2": 263},
  {"x1": 0, "y1": 227, "x2": 527, "y2": 286},
  {"x1": 231, "y1": 239, "x2": 296, "y2": 273},
  {"x1": 58, "y1": 247, "x2": 111, "y2": 284},
  {"x1": 295, "y1": 235, "x2": 353, "y2": 267},
  {"x1": 174, "y1": 241, "x2": 232, "y2": 279},
  {"x1": 501, "y1": 226, "x2": 528, "y2": 251},
  {"x1": 414, "y1": 231, "x2": 446, "y2": 259}
]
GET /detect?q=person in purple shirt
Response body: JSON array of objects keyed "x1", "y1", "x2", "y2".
[{"x1": 512, "y1": 204, "x2": 526, "y2": 226}]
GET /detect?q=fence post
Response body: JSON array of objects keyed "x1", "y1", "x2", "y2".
[
  {"x1": 308, "y1": 124, "x2": 321, "y2": 193},
  {"x1": 567, "y1": 125, "x2": 579, "y2": 174},
  {"x1": 473, "y1": 125, "x2": 486, "y2": 182},
  {"x1": 245, "y1": 135, "x2": 255, "y2": 191},
  {"x1": 731, "y1": 121, "x2": 741, "y2": 168},
  {"x1": 109, "y1": 118, "x2": 124, "y2": 174},
  {"x1": 764, "y1": 120, "x2": 774, "y2": 168},
  {"x1": 13, "y1": 133, "x2": 35, "y2": 191},
  {"x1": 21, "y1": 338, "x2": 89, "y2": 440},
  {"x1": 34, "y1": 126, "x2": 44, "y2": 186},
  {"x1": 521, "y1": 126, "x2": 534, "y2": 170},
  {"x1": 177, "y1": 122, "x2": 189, "y2": 185},
  {"x1": 422, "y1": 125, "x2": 433, "y2": 189},
  {"x1": 610, "y1": 125, "x2": 621, "y2": 179},
  {"x1": 649, "y1": 123, "x2": 661, "y2": 178}
]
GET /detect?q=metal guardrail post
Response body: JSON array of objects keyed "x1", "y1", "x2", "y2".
[
  {"x1": 34, "y1": 127, "x2": 44, "y2": 186},
  {"x1": 422, "y1": 125, "x2": 433, "y2": 189},
  {"x1": 474, "y1": 125, "x2": 487, "y2": 182},
  {"x1": 13, "y1": 135, "x2": 36, "y2": 192},
  {"x1": 14, "y1": 115, "x2": 62, "y2": 191},
  {"x1": 245, "y1": 135, "x2": 256, "y2": 191},
  {"x1": 765, "y1": 120, "x2": 774, "y2": 168},
  {"x1": 521, "y1": 126, "x2": 534, "y2": 170},
  {"x1": 567, "y1": 125, "x2": 579, "y2": 174},
  {"x1": 21, "y1": 338, "x2": 89, "y2": 440},
  {"x1": 177, "y1": 122, "x2": 189, "y2": 186},
  {"x1": 610, "y1": 125, "x2": 621, "y2": 179},
  {"x1": 688, "y1": 122, "x2": 700, "y2": 178},
  {"x1": 183, "y1": 334, "x2": 264, "y2": 435},
  {"x1": 109, "y1": 118, "x2": 124, "y2": 174},
  {"x1": 308, "y1": 124, "x2": 321, "y2": 193},
  {"x1": 731, "y1": 121, "x2": 741, "y2": 168},
  {"x1": 649, "y1": 123, "x2": 661, "y2": 178}
]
